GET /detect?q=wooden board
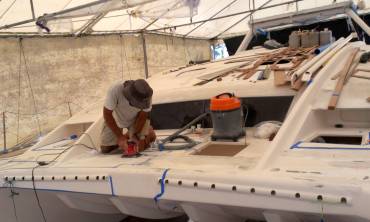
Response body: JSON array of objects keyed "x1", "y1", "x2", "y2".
[
  {"x1": 291, "y1": 75, "x2": 304, "y2": 90},
  {"x1": 197, "y1": 61, "x2": 251, "y2": 81},
  {"x1": 328, "y1": 47, "x2": 359, "y2": 110},
  {"x1": 274, "y1": 70, "x2": 288, "y2": 86}
]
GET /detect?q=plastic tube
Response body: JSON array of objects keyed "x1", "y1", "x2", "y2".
[{"x1": 314, "y1": 43, "x2": 331, "y2": 55}]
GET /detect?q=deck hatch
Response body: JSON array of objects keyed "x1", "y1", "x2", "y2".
[
  {"x1": 311, "y1": 135, "x2": 363, "y2": 145},
  {"x1": 193, "y1": 143, "x2": 246, "y2": 157}
]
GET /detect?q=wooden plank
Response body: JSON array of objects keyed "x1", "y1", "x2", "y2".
[
  {"x1": 176, "y1": 67, "x2": 206, "y2": 77},
  {"x1": 328, "y1": 47, "x2": 359, "y2": 110},
  {"x1": 274, "y1": 70, "x2": 288, "y2": 86},
  {"x1": 353, "y1": 74, "x2": 370, "y2": 80},
  {"x1": 291, "y1": 75, "x2": 304, "y2": 90},
  {"x1": 197, "y1": 61, "x2": 251, "y2": 81},
  {"x1": 356, "y1": 67, "x2": 370, "y2": 72}
]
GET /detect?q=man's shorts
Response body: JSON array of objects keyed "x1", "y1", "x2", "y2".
[{"x1": 100, "y1": 120, "x2": 151, "y2": 147}]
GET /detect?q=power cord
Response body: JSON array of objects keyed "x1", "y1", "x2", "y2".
[
  {"x1": 243, "y1": 105, "x2": 249, "y2": 146},
  {"x1": 30, "y1": 141, "x2": 96, "y2": 222},
  {"x1": 7, "y1": 181, "x2": 19, "y2": 222},
  {"x1": 31, "y1": 165, "x2": 47, "y2": 222}
]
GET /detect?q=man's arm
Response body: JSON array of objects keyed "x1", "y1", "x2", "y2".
[
  {"x1": 133, "y1": 111, "x2": 148, "y2": 135},
  {"x1": 103, "y1": 107, "x2": 123, "y2": 137},
  {"x1": 103, "y1": 107, "x2": 128, "y2": 150}
]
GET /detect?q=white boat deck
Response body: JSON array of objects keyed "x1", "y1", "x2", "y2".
[{"x1": 0, "y1": 128, "x2": 271, "y2": 176}]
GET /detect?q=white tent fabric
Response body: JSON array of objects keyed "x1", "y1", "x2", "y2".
[{"x1": 0, "y1": 0, "x2": 369, "y2": 38}]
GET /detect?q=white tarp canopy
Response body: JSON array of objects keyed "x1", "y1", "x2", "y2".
[{"x1": 0, "y1": 0, "x2": 369, "y2": 38}]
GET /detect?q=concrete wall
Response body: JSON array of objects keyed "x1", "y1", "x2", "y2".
[{"x1": 0, "y1": 34, "x2": 210, "y2": 149}]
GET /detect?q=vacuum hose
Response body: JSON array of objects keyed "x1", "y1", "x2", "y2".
[{"x1": 159, "y1": 112, "x2": 209, "y2": 150}]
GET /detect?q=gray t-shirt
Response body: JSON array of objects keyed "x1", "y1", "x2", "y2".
[{"x1": 104, "y1": 82, "x2": 152, "y2": 128}]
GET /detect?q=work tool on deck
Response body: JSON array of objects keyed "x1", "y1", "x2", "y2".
[
  {"x1": 210, "y1": 93, "x2": 244, "y2": 141},
  {"x1": 122, "y1": 141, "x2": 141, "y2": 158}
]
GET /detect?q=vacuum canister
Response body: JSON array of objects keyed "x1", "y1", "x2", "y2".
[{"x1": 210, "y1": 93, "x2": 244, "y2": 141}]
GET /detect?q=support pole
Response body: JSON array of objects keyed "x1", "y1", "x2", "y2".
[
  {"x1": 2, "y1": 112, "x2": 7, "y2": 153},
  {"x1": 30, "y1": 0, "x2": 36, "y2": 20},
  {"x1": 67, "y1": 102, "x2": 72, "y2": 117},
  {"x1": 346, "y1": 8, "x2": 370, "y2": 37},
  {"x1": 141, "y1": 32, "x2": 149, "y2": 79},
  {"x1": 236, "y1": 25, "x2": 254, "y2": 53}
]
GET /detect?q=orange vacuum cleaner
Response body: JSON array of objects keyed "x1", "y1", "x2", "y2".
[{"x1": 210, "y1": 93, "x2": 244, "y2": 141}]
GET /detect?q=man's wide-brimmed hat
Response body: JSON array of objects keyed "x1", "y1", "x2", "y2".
[{"x1": 123, "y1": 79, "x2": 153, "y2": 109}]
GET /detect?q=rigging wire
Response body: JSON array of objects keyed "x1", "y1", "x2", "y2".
[
  {"x1": 16, "y1": 38, "x2": 22, "y2": 143},
  {"x1": 19, "y1": 39, "x2": 42, "y2": 137}
]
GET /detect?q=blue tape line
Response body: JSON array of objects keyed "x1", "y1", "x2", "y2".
[
  {"x1": 158, "y1": 143, "x2": 164, "y2": 151},
  {"x1": 109, "y1": 176, "x2": 115, "y2": 196},
  {"x1": 290, "y1": 141, "x2": 303, "y2": 149},
  {"x1": 307, "y1": 79, "x2": 313, "y2": 86},
  {"x1": 291, "y1": 142, "x2": 370, "y2": 150},
  {"x1": 154, "y1": 169, "x2": 169, "y2": 202}
]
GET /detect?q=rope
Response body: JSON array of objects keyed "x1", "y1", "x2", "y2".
[
  {"x1": 31, "y1": 165, "x2": 47, "y2": 222},
  {"x1": 6, "y1": 181, "x2": 19, "y2": 222},
  {"x1": 320, "y1": 201, "x2": 325, "y2": 222},
  {"x1": 19, "y1": 39, "x2": 42, "y2": 136},
  {"x1": 16, "y1": 38, "x2": 22, "y2": 143}
]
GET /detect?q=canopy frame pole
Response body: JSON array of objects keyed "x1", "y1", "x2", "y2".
[
  {"x1": 184, "y1": 0, "x2": 239, "y2": 37},
  {"x1": 30, "y1": 0, "x2": 36, "y2": 19},
  {"x1": 149, "y1": 0, "x2": 301, "y2": 33},
  {"x1": 214, "y1": 0, "x2": 274, "y2": 39},
  {"x1": 346, "y1": 8, "x2": 370, "y2": 37},
  {"x1": 0, "y1": 0, "x2": 112, "y2": 30},
  {"x1": 236, "y1": 24, "x2": 254, "y2": 53},
  {"x1": 142, "y1": 0, "x2": 182, "y2": 31},
  {"x1": 76, "y1": 12, "x2": 108, "y2": 35}
]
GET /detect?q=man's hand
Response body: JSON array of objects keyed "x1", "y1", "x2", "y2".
[{"x1": 117, "y1": 135, "x2": 128, "y2": 152}]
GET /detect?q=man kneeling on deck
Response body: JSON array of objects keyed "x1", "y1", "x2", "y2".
[{"x1": 101, "y1": 79, "x2": 156, "y2": 154}]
